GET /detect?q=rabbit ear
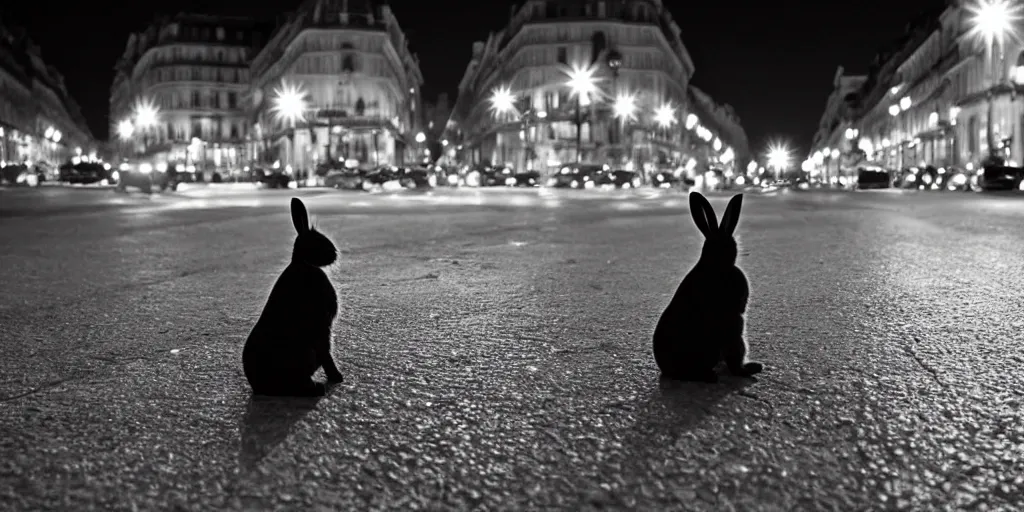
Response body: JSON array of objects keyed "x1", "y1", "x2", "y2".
[
  {"x1": 719, "y1": 194, "x2": 743, "y2": 236},
  {"x1": 688, "y1": 191, "x2": 718, "y2": 238},
  {"x1": 291, "y1": 198, "x2": 310, "y2": 234}
]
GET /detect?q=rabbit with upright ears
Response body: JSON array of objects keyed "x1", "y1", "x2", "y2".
[
  {"x1": 243, "y1": 197, "x2": 345, "y2": 397},
  {"x1": 652, "y1": 191, "x2": 763, "y2": 383}
]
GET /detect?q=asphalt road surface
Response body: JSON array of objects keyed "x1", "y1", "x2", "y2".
[{"x1": 1, "y1": 185, "x2": 1022, "y2": 511}]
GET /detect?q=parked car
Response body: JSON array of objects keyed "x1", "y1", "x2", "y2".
[
  {"x1": 595, "y1": 169, "x2": 641, "y2": 189},
  {"x1": 854, "y1": 167, "x2": 892, "y2": 189},
  {"x1": 251, "y1": 166, "x2": 292, "y2": 189},
  {"x1": 0, "y1": 163, "x2": 39, "y2": 186},
  {"x1": 398, "y1": 166, "x2": 438, "y2": 189},
  {"x1": 938, "y1": 167, "x2": 971, "y2": 191},
  {"x1": 59, "y1": 161, "x2": 111, "y2": 185},
  {"x1": 972, "y1": 164, "x2": 1024, "y2": 191},
  {"x1": 547, "y1": 164, "x2": 604, "y2": 188},
  {"x1": 650, "y1": 169, "x2": 684, "y2": 189},
  {"x1": 509, "y1": 169, "x2": 541, "y2": 187},
  {"x1": 323, "y1": 165, "x2": 365, "y2": 190}
]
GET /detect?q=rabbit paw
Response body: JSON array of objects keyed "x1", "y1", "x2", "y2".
[{"x1": 735, "y1": 361, "x2": 763, "y2": 377}]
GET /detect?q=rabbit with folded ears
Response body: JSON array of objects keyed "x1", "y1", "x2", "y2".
[
  {"x1": 243, "y1": 197, "x2": 345, "y2": 397},
  {"x1": 653, "y1": 191, "x2": 763, "y2": 383}
]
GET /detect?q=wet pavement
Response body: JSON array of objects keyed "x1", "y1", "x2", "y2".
[{"x1": 0, "y1": 186, "x2": 1022, "y2": 510}]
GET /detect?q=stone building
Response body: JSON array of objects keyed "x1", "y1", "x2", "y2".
[
  {"x1": 811, "y1": 0, "x2": 1024, "y2": 179},
  {"x1": 446, "y1": 0, "x2": 709, "y2": 174},
  {"x1": 110, "y1": 13, "x2": 272, "y2": 180},
  {"x1": 0, "y1": 18, "x2": 93, "y2": 168},
  {"x1": 247, "y1": 0, "x2": 424, "y2": 171}
]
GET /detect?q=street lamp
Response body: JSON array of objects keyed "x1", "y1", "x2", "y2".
[
  {"x1": 132, "y1": 97, "x2": 159, "y2": 155},
  {"x1": 654, "y1": 103, "x2": 676, "y2": 130},
  {"x1": 565, "y1": 63, "x2": 599, "y2": 163},
  {"x1": 488, "y1": 85, "x2": 517, "y2": 119},
  {"x1": 767, "y1": 142, "x2": 791, "y2": 181},
  {"x1": 613, "y1": 93, "x2": 637, "y2": 124},
  {"x1": 271, "y1": 80, "x2": 309, "y2": 173},
  {"x1": 488, "y1": 85, "x2": 519, "y2": 166},
  {"x1": 967, "y1": 0, "x2": 1023, "y2": 161}
]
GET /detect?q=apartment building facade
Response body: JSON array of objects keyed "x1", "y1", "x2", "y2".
[
  {"x1": 446, "y1": 0, "x2": 718, "y2": 174},
  {"x1": 247, "y1": 0, "x2": 424, "y2": 171},
  {"x1": 110, "y1": 13, "x2": 271, "y2": 179},
  {"x1": 0, "y1": 19, "x2": 93, "y2": 168}
]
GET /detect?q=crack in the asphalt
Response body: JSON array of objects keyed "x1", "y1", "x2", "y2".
[
  {"x1": 0, "y1": 375, "x2": 82, "y2": 403},
  {"x1": 904, "y1": 336, "x2": 945, "y2": 388}
]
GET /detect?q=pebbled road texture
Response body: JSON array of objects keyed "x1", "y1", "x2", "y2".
[{"x1": 0, "y1": 186, "x2": 1022, "y2": 511}]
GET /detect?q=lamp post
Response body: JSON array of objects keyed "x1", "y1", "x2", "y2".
[
  {"x1": 132, "y1": 98, "x2": 159, "y2": 155},
  {"x1": 613, "y1": 92, "x2": 637, "y2": 172},
  {"x1": 654, "y1": 103, "x2": 677, "y2": 173},
  {"x1": 606, "y1": 50, "x2": 623, "y2": 151},
  {"x1": 117, "y1": 120, "x2": 134, "y2": 160},
  {"x1": 566, "y1": 64, "x2": 598, "y2": 164},
  {"x1": 415, "y1": 131, "x2": 426, "y2": 164},
  {"x1": 967, "y1": 0, "x2": 1021, "y2": 163},
  {"x1": 767, "y1": 143, "x2": 791, "y2": 182},
  {"x1": 271, "y1": 80, "x2": 310, "y2": 176}
]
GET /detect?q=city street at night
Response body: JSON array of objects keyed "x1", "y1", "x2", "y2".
[{"x1": 1, "y1": 187, "x2": 1021, "y2": 510}]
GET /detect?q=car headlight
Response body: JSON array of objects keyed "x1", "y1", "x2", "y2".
[
  {"x1": 952, "y1": 174, "x2": 967, "y2": 186},
  {"x1": 428, "y1": 175, "x2": 438, "y2": 187},
  {"x1": 905, "y1": 174, "x2": 916, "y2": 182},
  {"x1": 466, "y1": 171, "x2": 481, "y2": 187},
  {"x1": 546, "y1": 178, "x2": 557, "y2": 187},
  {"x1": 583, "y1": 180, "x2": 595, "y2": 189},
  {"x1": 139, "y1": 163, "x2": 153, "y2": 174},
  {"x1": 631, "y1": 177, "x2": 641, "y2": 188},
  {"x1": 119, "y1": 163, "x2": 130, "y2": 171},
  {"x1": 156, "y1": 162, "x2": 168, "y2": 173},
  {"x1": 446, "y1": 174, "x2": 459, "y2": 185},
  {"x1": 504, "y1": 177, "x2": 516, "y2": 186},
  {"x1": 922, "y1": 174, "x2": 932, "y2": 184},
  {"x1": 570, "y1": 180, "x2": 579, "y2": 188},
  {"x1": 1019, "y1": 180, "x2": 1024, "y2": 191},
  {"x1": 111, "y1": 170, "x2": 120, "y2": 181}
]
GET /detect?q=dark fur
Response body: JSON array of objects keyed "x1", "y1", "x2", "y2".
[
  {"x1": 652, "y1": 192, "x2": 763, "y2": 382},
  {"x1": 242, "y1": 198, "x2": 344, "y2": 397}
]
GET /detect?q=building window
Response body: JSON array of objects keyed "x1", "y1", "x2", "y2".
[
  {"x1": 216, "y1": 27, "x2": 225, "y2": 41},
  {"x1": 192, "y1": 91, "x2": 201, "y2": 107},
  {"x1": 557, "y1": 47, "x2": 567, "y2": 64},
  {"x1": 355, "y1": 97, "x2": 366, "y2": 115},
  {"x1": 591, "y1": 32, "x2": 607, "y2": 64},
  {"x1": 192, "y1": 120, "x2": 203, "y2": 140},
  {"x1": 342, "y1": 54, "x2": 356, "y2": 72},
  {"x1": 228, "y1": 92, "x2": 237, "y2": 109},
  {"x1": 212, "y1": 93, "x2": 221, "y2": 109},
  {"x1": 230, "y1": 124, "x2": 239, "y2": 139}
]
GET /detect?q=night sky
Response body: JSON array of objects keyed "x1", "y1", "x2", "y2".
[{"x1": 1, "y1": 0, "x2": 939, "y2": 156}]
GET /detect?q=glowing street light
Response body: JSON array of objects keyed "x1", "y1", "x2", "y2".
[
  {"x1": 967, "y1": 0, "x2": 1021, "y2": 49},
  {"x1": 271, "y1": 80, "x2": 310, "y2": 171},
  {"x1": 612, "y1": 93, "x2": 637, "y2": 123},
  {"x1": 564, "y1": 63, "x2": 599, "y2": 163},
  {"x1": 565, "y1": 63, "x2": 599, "y2": 103},
  {"x1": 271, "y1": 81, "x2": 309, "y2": 127},
  {"x1": 117, "y1": 120, "x2": 134, "y2": 141},
  {"x1": 967, "y1": 0, "x2": 1024, "y2": 160},
  {"x1": 767, "y1": 142, "x2": 791, "y2": 179},
  {"x1": 133, "y1": 98, "x2": 159, "y2": 129},
  {"x1": 654, "y1": 103, "x2": 676, "y2": 129},
  {"x1": 488, "y1": 85, "x2": 517, "y2": 118},
  {"x1": 415, "y1": 132, "x2": 426, "y2": 144},
  {"x1": 685, "y1": 113, "x2": 698, "y2": 130}
]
